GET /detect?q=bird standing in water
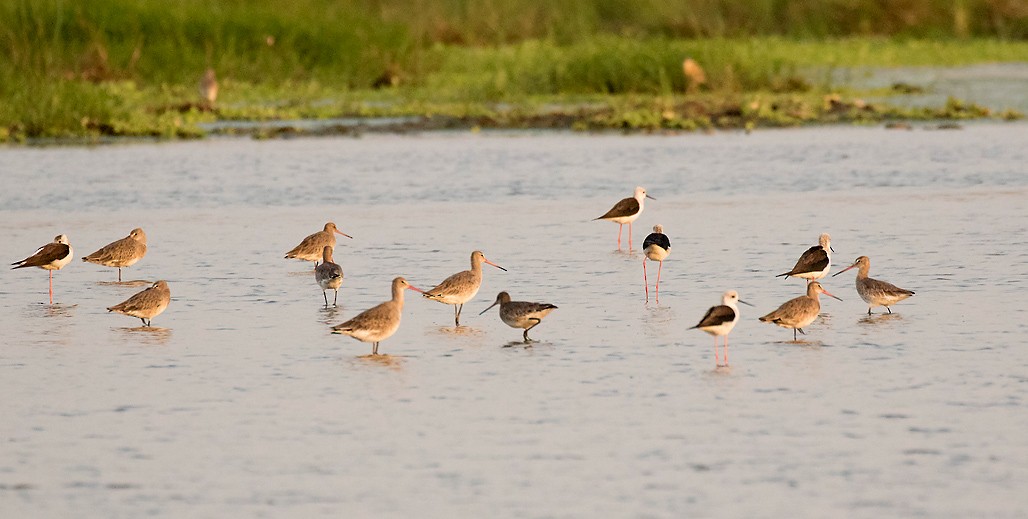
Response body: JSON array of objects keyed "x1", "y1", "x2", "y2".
[
  {"x1": 315, "y1": 246, "x2": 343, "y2": 307},
  {"x1": 594, "y1": 186, "x2": 655, "y2": 251},
  {"x1": 332, "y1": 277, "x2": 424, "y2": 355},
  {"x1": 479, "y1": 291, "x2": 557, "y2": 342},
  {"x1": 833, "y1": 256, "x2": 914, "y2": 315},
  {"x1": 777, "y1": 233, "x2": 833, "y2": 281},
  {"x1": 691, "y1": 290, "x2": 752, "y2": 367},
  {"x1": 11, "y1": 234, "x2": 74, "y2": 305},
  {"x1": 107, "y1": 280, "x2": 171, "y2": 327},
  {"x1": 423, "y1": 251, "x2": 506, "y2": 327},
  {"x1": 642, "y1": 224, "x2": 670, "y2": 302},
  {"x1": 759, "y1": 281, "x2": 841, "y2": 341}
]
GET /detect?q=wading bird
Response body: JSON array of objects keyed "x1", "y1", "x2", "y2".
[
  {"x1": 691, "y1": 290, "x2": 752, "y2": 367},
  {"x1": 82, "y1": 228, "x2": 147, "y2": 282},
  {"x1": 423, "y1": 251, "x2": 506, "y2": 327},
  {"x1": 11, "y1": 234, "x2": 74, "y2": 304},
  {"x1": 833, "y1": 256, "x2": 914, "y2": 314},
  {"x1": 777, "y1": 233, "x2": 833, "y2": 281},
  {"x1": 594, "y1": 186, "x2": 655, "y2": 251},
  {"x1": 479, "y1": 291, "x2": 557, "y2": 342},
  {"x1": 315, "y1": 246, "x2": 343, "y2": 307},
  {"x1": 285, "y1": 222, "x2": 352, "y2": 267},
  {"x1": 332, "y1": 277, "x2": 423, "y2": 355},
  {"x1": 759, "y1": 281, "x2": 841, "y2": 341},
  {"x1": 107, "y1": 280, "x2": 171, "y2": 327},
  {"x1": 642, "y1": 224, "x2": 670, "y2": 302}
]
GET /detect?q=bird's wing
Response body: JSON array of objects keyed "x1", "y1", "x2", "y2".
[
  {"x1": 595, "y1": 197, "x2": 640, "y2": 220},
  {"x1": 782, "y1": 245, "x2": 828, "y2": 276},
  {"x1": 693, "y1": 305, "x2": 735, "y2": 328},
  {"x1": 642, "y1": 232, "x2": 670, "y2": 250}
]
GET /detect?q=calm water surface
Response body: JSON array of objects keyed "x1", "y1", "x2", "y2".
[{"x1": 2, "y1": 125, "x2": 1027, "y2": 517}]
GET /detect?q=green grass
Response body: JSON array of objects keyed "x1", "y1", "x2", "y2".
[{"x1": 2, "y1": 0, "x2": 1027, "y2": 141}]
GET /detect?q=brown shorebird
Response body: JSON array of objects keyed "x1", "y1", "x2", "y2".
[
  {"x1": 285, "y1": 222, "x2": 352, "y2": 267},
  {"x1": 82, "y1": 228, "x2": 147, "y2": 282},
  {"x1": 12, "y1": 234, "x2": 74, "y2": 304},
  {"x1": 759, "y1": 281, "x2": 842, "y2": 340},
  {"x1": 691, "y1": 290, "x2": 753, "y2": 367},
  {"x1": 107, "y1": 280, "x2": 171, "y2": 327},
  {"x1": 833, "y1": 256, "x2": 915, "y2": 315},
  {"x1": 423, "y1": 251, "x2": 507, "y2": 326},
  {"x1": 199, "y1": 68, "x2": 218, "y2": 106},
  {"x1": 331, "y1": 277, "x2": 424, "y2": 355},
  {"x1": 594, "y1": 186, "x2": 654, "y2": 251},
  {"x1": 479, "y1": 291, "x2": 557, "y2": 342},
  {"x1": 777, "y1": 233, "x2": 833, "y2": 281},
  {"x1": 682, "y1": 57, "x2": 707, "y2": 93},
  {"x1": 642, "y1": 224, "x2": 670, "y2": 302},
  {"x1": 315, "y1": 246, "x2": 344, "y2": 307}
]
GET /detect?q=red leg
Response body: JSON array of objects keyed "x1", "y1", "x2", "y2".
[
  {"x1": 643, "y1": 258, "x2": 649, "y2": 301},
  {"x1": 724, "y1": 334, "x2": 729, "y2": 366},
  {"x1": 714, "y1": 336, "x2": 720, "y2": 366},
  {"x1": 617, "y1": 224, "x2": 623, "y2": 250},
  {"x1": 49, "y1": 271, "x2": 54, "y2": 305},
  {"x1": 655, "y1": 260, "x2": 663, "y2": 303},
  {"x1": 628, "y1": 223, "x2": 633, "y2": 250}
]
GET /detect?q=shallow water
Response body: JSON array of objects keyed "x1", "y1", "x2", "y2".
[{"x1": 2, "y1": 125, "x2": 1027, "y2": 517}]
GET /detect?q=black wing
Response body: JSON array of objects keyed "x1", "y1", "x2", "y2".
[
  {"x1": 778, "y1": 245, "x2": 828, "y2": 277},
  {"x1": 595, "y1": 197, "x2": 640, "y2": 220},
  {"x1": 12, "y1": 242, "x2": 70, "y2": 268},
  {"x1": 642, "y1": 232, "x2": 670, "y2": 251},
  {"x1": 692, "y1": 305, "x2": 736, "y2": 329}
]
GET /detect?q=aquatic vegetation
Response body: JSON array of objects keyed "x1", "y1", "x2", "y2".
[{"x1": 1, "y1": 0, "x2": 1026, "y2": 141}]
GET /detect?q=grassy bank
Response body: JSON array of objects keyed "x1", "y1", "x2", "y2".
[{"x1": 2, "y1": 0, "x2": 1027, "y2": 141}]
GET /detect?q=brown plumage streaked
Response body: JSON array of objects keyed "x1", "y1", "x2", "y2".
[
  {"x1": 423, "y1": 251, "x2": 507, "y2": 327},
  {"x1": 82, "y1": 228, "x2": 147, "y2": 282},
  {"x1": 315, "y1": 246, "x2": 344, "y2": 307},
  {"x1": 479, "y1": 291, "x2": 557, "y2": 342},
  {"x1": 833, "y1": 256, "x2": 915, "y2": 315},
  {"x1": 285, "y1": 222, "x2": 352, "y2": 266},
  {"x1": 107, "y1": 280, "x2": 171, "y2": 327},
  {"x1": 758, "y1": 281, "x2": 841, "y2": 341},
  {"x1": 331, "y1": 277, "x2": 424, "y2": 355},
  {"x1": 12, "y1": 234, "x2": 74, "y2": 305}
]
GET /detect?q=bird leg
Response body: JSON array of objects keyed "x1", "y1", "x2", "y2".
[
  {"x1": 714, "y1": 336, "x2": 721, "y2": 366},
  {"x1": 118, "y1": 268, "x2": 122, "y2": 282},
  {"x1": 372, "y1": 342, "x2": 379, "y2": 355},
  {"x1": 655, "y1": 260, "x2": 663, "y2": 303},
  {"x1": 523, "y1": 319, "x2": 541, "y2": 343},
  {"x1": 643, "y1": 258, "x2": 649, "y2": 301},
  {"x1": 454, "y1": 304, "x2": 463, "y2": 326},
  {"x1": 723, "y1": 334, "x2": 729, "y2": 366},
  {"x1": 323, "y1": 291, "x2": 329, "y2": 307},
  {"x1": 868, "y1": 308, "x2": 873, "y2": 315},
  {"x1": 49, "y1": 270, "x2": 54, "y2": 305},
  {"x1": 333, "y1": 290, "x2": 338, "y2": 307},
  {"x1": 887, "y1": 307, "x2": 892, "y2": 314},
  {"x1": 628, "y1": 223, "x2": 633, "y2": 251},
  {"x1": 617, "y1": 224, "x2": 623, "y2": 250}
]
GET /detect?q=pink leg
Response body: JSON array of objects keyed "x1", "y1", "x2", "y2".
[
  {"x1": 628, "y1": 223, "x2": 633, "y2": 250},
  {"x1": 655, "y1": 260, "x2": 663, "y2": 303},
  {"x1": 49, "y1": 271, "x2": 54, "y2": 305},
  {"x1": 714, "y1": 336, "x2": 721, "y2": 366},
  {"x1": 643, "y1": 258, "x2": 649, "y2": 301},
  {"x1": 617, "y1": 224, "x2": 623, "y2": 250},
  {"x1": 719, "y1": 332, "x2": 727, "y2": 365}
]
